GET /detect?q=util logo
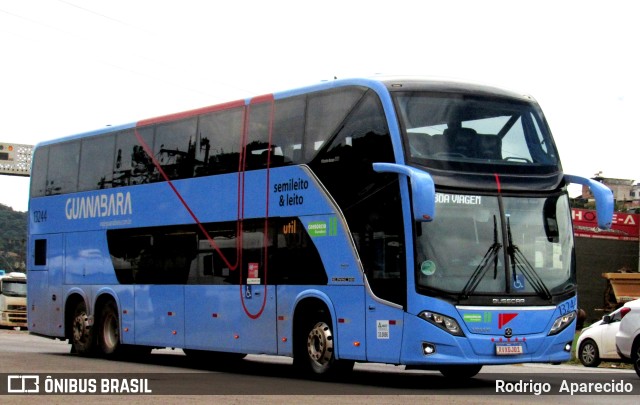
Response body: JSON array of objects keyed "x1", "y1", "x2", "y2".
[{"x1": 498, "y1": 313, "x2": 518, "y2": 329}]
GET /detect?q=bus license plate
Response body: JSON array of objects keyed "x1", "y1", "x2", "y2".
[{"x1": 496, "y1": 343, "x2": 523, "y2": 355}]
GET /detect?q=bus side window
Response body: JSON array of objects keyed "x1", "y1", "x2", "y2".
[
  {"x1": 30, "y1": 146, "x2": 49, "y2": 198},
  {"x1": 197, "y1": 107, "x2": 244, "y2": 176},
  {"x1": 113, "y1": 128, "x2": 155, "y2": 186},
  {"x1": 310, "y1": 89, "x2": 405, "y2": 305},
  {"x1": 245, "y1": 102, "x2": 273, "y2": 171},
  {"x1": 305, "y1": 87, "x2": 366, "y2": 162},
  {"x1": 47, "y1": 141, "x2": 80, "y2": 195},
  {"x1": 270, "y1": 218, "x2": 327, "y2": 285},
  {"x1": 191, "y1": 221, "x2": 239, "y2": 285},
  {"x1": 154, "y1": 118, "x2": 198, "y2": 180},
  {"x1": 79, "y1": 134, "x2": 116, "y2": 191},
  {"x1": 34, "y1": 239, "x2": 47, "y2": 266},
  {"x1": 273, "y1": 96, "x2": 305, "y2": 165}
]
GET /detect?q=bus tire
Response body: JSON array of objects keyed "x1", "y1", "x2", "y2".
[
  {"x1": 97, "y1": 300, "x2": 122, "y2": 357},
  {"x1": 70, "y1": 300, "x2": 95, "y2": 356},
  {"x1": 294, "y1": 313, "x2": 354, "y2": 377},
  {"x1": 183, "y1": 349, "x2": 247, "y2": 365},
  {"x1": 439, "y1": 364, "x2": 482, "y2": 378}
]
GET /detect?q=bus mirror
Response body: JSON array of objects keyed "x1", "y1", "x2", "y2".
[
  {"x1": 565, "y1": 174, "x2": 614, "y2": 229},
  {"x1": 372, "y1": 163, "x2": 435, "y2": 222}
]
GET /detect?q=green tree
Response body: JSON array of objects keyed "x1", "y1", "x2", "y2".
[{"x1": 0, "y1": 203, "x2": 27, "y2": 272}]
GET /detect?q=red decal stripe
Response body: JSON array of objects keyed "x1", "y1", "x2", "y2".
[
  {"x1": 494, "y1": 173, "x2": 501, "y2": 193},
  {"x1": 137, "y1": 99, "x2": 246, "y2": 126}
]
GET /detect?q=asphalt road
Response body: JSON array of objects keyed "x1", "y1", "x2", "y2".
[{"x1": 0, "y1": 328, "x2": 638, "y2": 404}]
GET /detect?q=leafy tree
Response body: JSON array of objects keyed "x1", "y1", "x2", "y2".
[{"x1": 0, "y1": 203, "x2": 27, "y2": 272}]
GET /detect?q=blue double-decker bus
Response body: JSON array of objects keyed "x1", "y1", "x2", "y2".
[{"x1": 27, "y1": 77, "x2": 613, "y2": 377}]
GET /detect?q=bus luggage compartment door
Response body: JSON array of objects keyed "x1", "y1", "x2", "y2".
[{"x1": 27, "y1": 234, "x2": 64, "y2": 338}]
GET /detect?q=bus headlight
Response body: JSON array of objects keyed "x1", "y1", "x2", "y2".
[
  {"x1": 419, "y1": 311, "x2": 465, "y2": 336},
  {"x1": 548, "y1": 311, "x2": 576, "y2": 336}
]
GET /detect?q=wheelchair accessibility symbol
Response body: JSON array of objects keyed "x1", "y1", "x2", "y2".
[{"x1": 513, "y1": 274, "x2": 525, "y2": 291}]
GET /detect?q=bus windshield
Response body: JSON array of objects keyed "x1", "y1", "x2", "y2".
[
  {"x1": 395, "y1": 92, "x2": 559, "y2": 171},
  {"x1": 415, "y1": 193, "x2": 574, "y2": 298}
]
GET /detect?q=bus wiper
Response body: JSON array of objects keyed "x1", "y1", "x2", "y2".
[
  {"x1": 461, "y1": 216, "x2": 501, "y2": 298},
  {"x1": 506, "y1": 217, "x2": 551, "y2": 300}
]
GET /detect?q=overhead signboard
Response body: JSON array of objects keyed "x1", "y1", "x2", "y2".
[{"x1": 0, "y1": 142, "x2": 33, "y2": 176}]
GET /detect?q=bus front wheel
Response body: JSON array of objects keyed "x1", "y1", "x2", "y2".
[
  {"x1": 306, "y1": 321, "x2": 334, "y2": 374},
  {"x1": 439, "y1": 364, "x2": 482, "y2": 378},
  {"x1": 294, "y1": 315, "x2": 354, "y2": 377}
]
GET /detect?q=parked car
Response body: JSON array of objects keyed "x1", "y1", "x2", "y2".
[
  {"x1": 576, "y1": 305, "x2": 628, "y2": 367},
  {"x1": 615, "y1": 299, "x2": 640, "y2": 377}
]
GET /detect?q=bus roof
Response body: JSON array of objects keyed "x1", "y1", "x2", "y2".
[{"x1": 34, "y1": 76, "x2": 533, "y2": 148}]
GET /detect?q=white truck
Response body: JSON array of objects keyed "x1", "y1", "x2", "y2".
[{"x1": 0, "y1": 271, "x2": 27, "y2": 328}]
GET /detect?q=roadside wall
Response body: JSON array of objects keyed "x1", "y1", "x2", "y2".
[
  {"x1": 575, "y1": 238, "x2": 638, "y2": 322},
  {"x1": 572, "y1": 208, "x2": 639, "y2": 323}
]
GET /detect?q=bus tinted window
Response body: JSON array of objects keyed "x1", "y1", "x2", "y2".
[
  {"x1": 47, "y1": 141, "x2": 80, "y2": 195},
  {"x1": 108, "y1": 226, "x2": 197, "y2": 285},
  {"x1": 305, "y1": 87, "x2": 366, "y2": 162},
  {"x1": 313, "y1": 90, "x2": 395, "y2": 208},
  {"x1": 245, "y1": 101, "x2": 276, "y2": 171},
  {"x1": 197, "y1": 107, "x2": 244, "y2": 175},
  {"x1": 273, "y1": 96, "x2": 305, "y2": 165},
  {"x1": 153, "y1": 117, "x2": 198, "y2": 180},
  {"x1": 108, "y1": 217, "x2": 326, "y2": 285},
  {"x1": 311, "y1": 90, "x2": 405, "y2": 304},
  {"x1": 30, "y1": 146, "x2": 49, "y2": 197},
  {"x1": 34, "y1": 239, "x2": 47, "y2": 266},
  {"x1": 79, "y1": 134, "x2": 115, "y2": 191},
  {"x1": 113, "y1": 127, "x2": 155, "y2": 186},
  {"x1": 272, "y1": 217, "x2": 327, "y2": 285}
]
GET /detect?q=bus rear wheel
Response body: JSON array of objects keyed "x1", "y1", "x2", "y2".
[
  {"x1": 97, "y1": 301, "x2": 122, "y2": 357},
  {"x1": 183, "y1": 349, "x2": 247, "y2": 365},
  {"x1": 71, "y1": 300, "x2": 95, "y2": 356}
]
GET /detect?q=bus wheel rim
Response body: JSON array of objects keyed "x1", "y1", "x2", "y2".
[
  {"x1": 73, "y1": 312, "x2": 88, "y2": 343},
  {"x1": 307, "y1": 322, "x2": 333, "y2": 367}
]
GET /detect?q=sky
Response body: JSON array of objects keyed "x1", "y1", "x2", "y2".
[{"x1": 1, "y1": 0, "x2": 639, "y2": 212}]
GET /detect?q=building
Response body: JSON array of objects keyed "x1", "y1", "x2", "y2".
[
  {"x1": 581, "y1": 173, "x2": 638, "y2": 210},
  {"x1": 631, "y1": 183, "x2": 640, "y2": 209}
]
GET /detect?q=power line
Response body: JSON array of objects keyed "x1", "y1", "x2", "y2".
[{"x1": 1, "y1": 2, "x2": 259, "y2": 98}]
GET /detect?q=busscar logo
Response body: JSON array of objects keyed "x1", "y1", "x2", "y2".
[
  {"x1": 492, "y1": 298, "x2": 525, "y2": 305},
  {"x1": 7, "y1": 375, "x2": 40, "y2": 393}
]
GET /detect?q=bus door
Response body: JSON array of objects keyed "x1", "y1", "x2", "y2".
[
  {"x1": 362, "y1": 231, "x2": 406, "y2": 363},
  {"x1": 365, "y1": 294, "x2": 404, "y2": 363},
  {"x1": 237, "y1": 280, "x2": 277, "y2": 353},
  {"x1": 28, "y1": 234, "x2": 64, "y2": 338}
]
